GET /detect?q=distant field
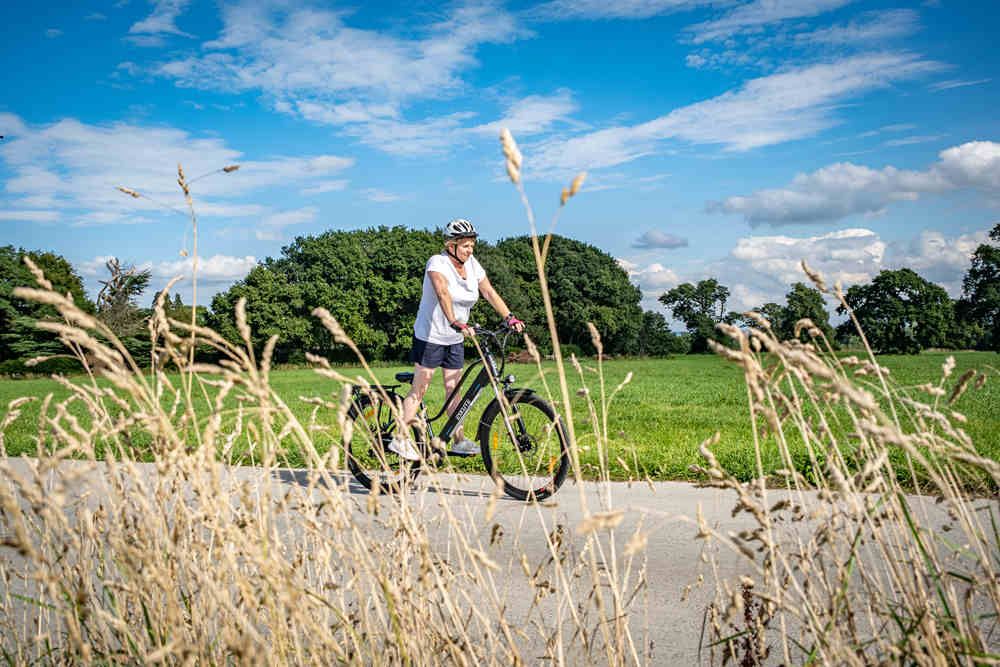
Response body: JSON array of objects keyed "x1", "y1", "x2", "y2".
[{"x1": 1, "y1": 351, "x2": 997, "y2": 483}]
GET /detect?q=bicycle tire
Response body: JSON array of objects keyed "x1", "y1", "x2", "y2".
[
  {"x1": 345, "y1": 392, "x2": 422, "y2": 494},
  {"x1": 478, "y1": 391, "x2": 569, "y2": 502}
]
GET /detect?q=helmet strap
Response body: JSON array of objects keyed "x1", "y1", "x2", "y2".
[{"x1": 446, "y1": 246, "x2": 466, "y2": 265}]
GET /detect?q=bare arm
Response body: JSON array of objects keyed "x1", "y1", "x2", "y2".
[{"x1": 479, "y1": 276, "x2": 525, "y2": 332}]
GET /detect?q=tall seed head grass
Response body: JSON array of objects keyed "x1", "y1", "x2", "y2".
[
  {"x1": 694, "y1": 264, "x2": 1000, "y2": 665},
  {"x1": 1, "y1": 155, "x2": 652, "y2": 665}
]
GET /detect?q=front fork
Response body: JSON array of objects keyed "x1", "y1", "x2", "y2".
[{"x1": 478, "y1": 387, "x2": 535, "y2": 454}]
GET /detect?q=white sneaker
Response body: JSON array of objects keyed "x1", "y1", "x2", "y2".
[
  {"x1": 388, "y1": 436, "x2": 421, "y2": 461},
  {"x1": 449, "y1": 437, "x2": 479, "y2": 456}
]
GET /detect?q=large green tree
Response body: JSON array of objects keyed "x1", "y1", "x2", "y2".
[
  {"x1": 744, "y1": 283, "x2": 836, "y2": 344},
  {"x1": 636, "y1": 311, "x2": 689, "y2": 356},
  {"x1": 835, "y1": 268, "x2": 960, "y2": 354},
  {"x1": 207, "y1": 229, "x2": 643, "y2": 363},
  {"x1": 956, "y1": 223, "x2": 1000, "y2": 351},
  {"x1": 488, "y1": 235, "x2": 643, "y2": 356},
  {"x1": 658, "y1": 279, "x2": 731, "y2": 353},
  {"x1": 0, "y1": 246, "x2": 95, "y2": 367},
  {"x1": 208, "y1": 227, "x2": 447, "y2": 363}
]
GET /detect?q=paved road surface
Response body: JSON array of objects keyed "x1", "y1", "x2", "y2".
[{"x1": 0, "y1": 457, "x2": 967, "y2": 664}]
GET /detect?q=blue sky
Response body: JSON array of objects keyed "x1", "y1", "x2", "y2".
[{"x1": 2, "y1": 0, "x2": 998, "y2": 322}]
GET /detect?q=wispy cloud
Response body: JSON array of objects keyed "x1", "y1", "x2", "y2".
[
  {"x1": 883, "y1": 134, "x2": 945, "y2": 147},
  {"x1": 468, "y1": 89, "x2": 579, "y2": 136},
  {"x1": 530, "y1": 52, "x2": 943, "y2": 176},
  {"x1": 707, "y1": 140, "x2": 1000, "y2": 225},
  {"x1": 687, "y1": 0, "x2": 855, "y2": 44},
  {"x1": 45, "y1": 29, "x2": 63, "y2": 39},
  {"x1": 128, "y1": 0, "x2": 194, "y2": 42},
  {"x1": 928, "y1": 78, "x2": 992, "y2": 92},
  {"x1": 300, "y1": 180, "x2": 349, "y2": 195},
  {"x1": 793, "y1": 9, "x2": 919, "y2": 45},
  {"x1": 86, "y1": 13, "x2": 107, "y2": 21},
  {"x1": 858, "y1": 123, "x2": 916, "y2": 138},
  {"x1": 525, "y1": 0, "x2": 710, "y2": 21},
  {"x1": 155, "y1": 3, "x2": 524, "y2": 101},
  {"x1": 361, "y1": 188, "x2": 402, "y2": 203},
  {"x1": 0, "y1": 114, "x2": 355, "y2": 228},
  {"x1": 254, "y1": 206, "x2": 318, "y2": 241},
  {"x1": 0, "y1": 210, "x2": 61, "y2": 223}
]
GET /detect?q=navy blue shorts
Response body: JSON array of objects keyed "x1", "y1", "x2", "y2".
[{"x1": 410, "y1": 336, "x2": 464, "y2": 370}]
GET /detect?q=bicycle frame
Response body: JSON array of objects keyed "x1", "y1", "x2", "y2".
[{"x1": 424, "y1": 327, "x2": 508, "y2": 445}]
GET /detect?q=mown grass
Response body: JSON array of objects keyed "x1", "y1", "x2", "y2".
[{"x1": 2, "y1": 350, "x2": 996, "y2": 484}]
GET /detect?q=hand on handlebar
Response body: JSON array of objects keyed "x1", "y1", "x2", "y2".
[
  {"x1": 450, "y1": 319, "x2": 476, "y2": 338},
  {"x1": 504, "y1": 313, "x2": 525, "y2": 333}
]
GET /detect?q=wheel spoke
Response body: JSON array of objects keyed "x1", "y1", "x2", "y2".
[
  {"x1": 482, "y1": 394, "x2": 568, "y2": 501},
  {"x1": 346, "y1": 395, "x2": 420, "y2": 493}
]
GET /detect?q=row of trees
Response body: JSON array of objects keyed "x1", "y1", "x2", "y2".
[
  {"x1": 206, "y1": 228, "x2": 653, "y2": 363},
  {"x1": 2, "y1": 223, "x2": 997, "y2": 371},
  {"x1": 658, "y1": 223, "x2": 1000, "y2": 355}
]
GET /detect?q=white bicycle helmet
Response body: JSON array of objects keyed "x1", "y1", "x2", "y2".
[{"x1": 444, "y1": 218, "x2": 478, "y2": 240}]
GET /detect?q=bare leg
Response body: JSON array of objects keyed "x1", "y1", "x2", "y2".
[
  {"x1": 401, "y1": 364, "x2": 435, "y2": 438},
  {"x1": 442, "y1": 367, "x2": 466, "y2": 440}
]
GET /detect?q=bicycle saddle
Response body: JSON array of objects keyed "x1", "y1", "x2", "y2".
[{"x1": 394, "y1": 371, "x2": 414, "y2": 384}]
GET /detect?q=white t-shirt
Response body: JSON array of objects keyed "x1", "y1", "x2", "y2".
[{"x1": 414, "y1": 252, "x2": 487, "y2": 345}]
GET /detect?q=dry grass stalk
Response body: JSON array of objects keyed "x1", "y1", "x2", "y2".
[
  {"x1": 1, "y1": 162, "x2": 652, "y2": 666},
  {"x1": 695, "y1": 265, "x2": 1000, "y2": 665}
]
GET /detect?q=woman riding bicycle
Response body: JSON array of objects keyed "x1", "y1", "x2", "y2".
[{"x1": 389, "y1": 218, "x2": 525, "y2": 461}]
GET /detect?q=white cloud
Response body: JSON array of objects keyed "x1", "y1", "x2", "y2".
[
  {"x1": 531, "y1": 53, "x2": 942, "y2": 176},
  {"x1": 0, "y1": 114, "x2": 354, "y2": 227},
  {"x1": 729, "y1": 228, "x2": 885, "y2": 288},
  {"x1": 82, "y1": 254, "x2": 258, "y2": 304},
  {"x1": 344, "y1": 113, "x2": 476, "y2": 156},
  {"x1": 300, "y1": 180, "x2": 349, "y2": 195},
  {"x1": 125, "y1": 34, "x2": 168, "y2": 47},
  {"x1": 155, "y1": 3, "x2": 523, "y2": 101},
  {"x1": 147, "y1": 254, "x2": 258, "y2": 281},
  {"x1": 469, "y1": 89, "x2": 579, "y2": 136},
  {"x1": 858, "y1": 123, "x2": 916, "y2": 138},
  {"x1": 928, "y1": 78, "x2": 992, "y2": 92},
  {"x1": 116, "y1": 61, "x2": 141, "y2": 77},
  {"x1": 632, "y1": 230, "x2": 689, "y2": 249},
  {"x1": 687, "y1": 0, "x2": 855, "y2": 43},
  {"x1": 526, "y1": 0, "x2": 709, "y2": 21},
  {"x1": 0, "y1": 210, "x2": 61, "y2": 223},
  {"x1": 129, "y1": 0, "x2": 194, "y2": 39},
  {"x1": 884, "y1": 229, "x2": 989, "y2": 295},
  {"x1": 362, "y1": 188, "x2": 402, "y2": 203},
  {"x1": 708, "y1": 141, "x2": 1000, "y2": 225},
  {"x1": 708, "y1": 226, "x2": 989, "y2": 315},
  {"x1": 254, "y1": 206, "x2": 318, "y2": 241},
  {"x1": 793, "y1": 9, "x2": 919, "y2": 45},
  {"x1": 617, "y1": 258, "x2": 680, "y2": 310},
  {"x1": 146, "y1": 2, "x2": 542, "y2": 156},
  {"x1": 883, "y1": 134, "x2": 945, "y2": 147}
]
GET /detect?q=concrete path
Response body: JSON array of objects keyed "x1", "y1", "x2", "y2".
[{"x1": 0, "y1": 457, "x2": 969, "y2": 665}]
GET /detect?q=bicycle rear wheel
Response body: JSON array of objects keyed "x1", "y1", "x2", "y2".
[
  {"x1": 479, "y1": 391, "x2": 569, "y2": 502},
  {"x1": 345, "y1": 393, "x2": 421, "y2": 494}
]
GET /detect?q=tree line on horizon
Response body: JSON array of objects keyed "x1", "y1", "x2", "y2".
[{"x1": 1, "y1": 223, "x2": 997, "y2": 374}]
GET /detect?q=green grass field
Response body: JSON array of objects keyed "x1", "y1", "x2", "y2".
[{"x1": 1, "y1": 351, "x2": 996, "y2": 483}]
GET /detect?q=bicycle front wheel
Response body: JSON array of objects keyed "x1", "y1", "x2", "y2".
[
  {"x1": 345, "y1": 392, "x2": 421, "y2": 494},
  {"x1": 479, "y1": 391, "x2": 569, "y2": 502}
]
